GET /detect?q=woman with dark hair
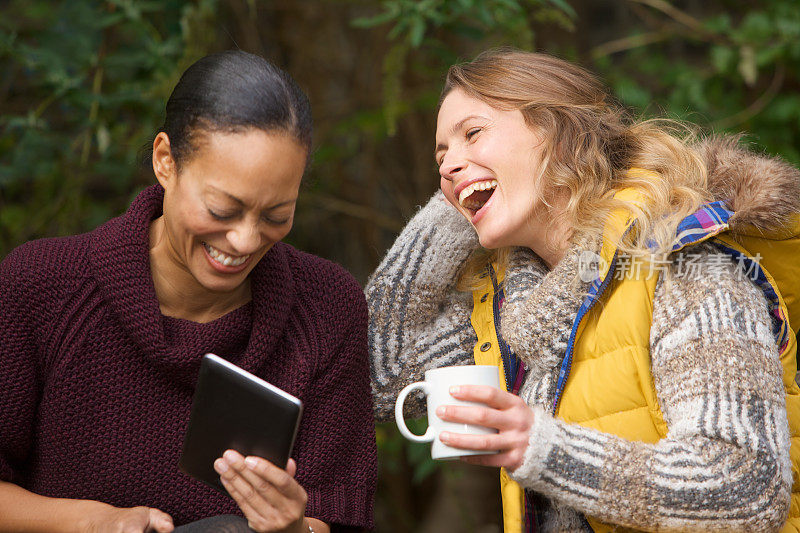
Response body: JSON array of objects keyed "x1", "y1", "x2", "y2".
[
  {"x1": 0, "y1": 51, "x2": 376, "y2": 532},
  {"x1": 368, "y1": 49, "x2": 800, "y2": 532}
]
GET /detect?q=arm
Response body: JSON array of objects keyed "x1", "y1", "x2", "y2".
[
  {"x1": 299, "y1": 285, "x2": 376, "y2": 531},
  {"x1": 0, "y1": 482, "x2": 98, "y2": 533},
  {"x1": 0, "y1": 483, "x2": 173, "y2": 533},
  {"x1": 0, "y1": 247, "x2": 173, "y2": 533},
  {"x1": 505, "y1": 245, "x2": 790, "y2": 531},
  {"x1": 366, "y1": 192, "x2": 479, "y2": 421}
]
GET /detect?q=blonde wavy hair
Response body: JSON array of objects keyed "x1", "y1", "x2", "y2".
[{"x1": 444, "y1": 49, "x2": 712, "y2": 287}]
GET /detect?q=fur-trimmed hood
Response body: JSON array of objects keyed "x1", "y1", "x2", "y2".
[{"x1": 700, "y1": 136, "x2": 800, "y2": 232}]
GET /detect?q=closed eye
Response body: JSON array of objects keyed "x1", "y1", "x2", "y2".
[
  {"x1": 466, "y1": 127, "x2": 481, "y2": 140},
  {"x1": 209, "y1": 209, "x2": 236, "y2": 221},
  {"x1": 263, "y1": 216, "x2": 291, "y2": 225}
]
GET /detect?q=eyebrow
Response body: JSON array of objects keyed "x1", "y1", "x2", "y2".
[
  {"x1": 434, "y1": 115, "x2": 487, "y2": 158},
  {"x1": 208, "y1": 186, "x2": 296, "y2": 210}
]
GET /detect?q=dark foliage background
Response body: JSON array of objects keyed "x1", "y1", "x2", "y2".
[{"x1": 2, "y1": 0, "x2": 798, "y2": 530}]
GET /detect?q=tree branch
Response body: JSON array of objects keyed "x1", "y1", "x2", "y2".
[
  {"x1": 591, "y1": 28, "x2": 676, "y2": 58},
  {"x1": 712, "y1": 64, "x2": 786, "y2": 130},
  {"x1": 298, "y1": 192, "x2": 404, "y2": 232}
]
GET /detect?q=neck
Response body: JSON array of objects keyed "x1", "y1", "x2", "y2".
[
  {"x1": 524, "y1": 201, "x2": 574, "y2": 270},
  {"x1": 527, "y1": 234, "x2": 571, "y2": 270},
  {"x1": 148, "y1": 217, "x2": 251, "y2": 323}
]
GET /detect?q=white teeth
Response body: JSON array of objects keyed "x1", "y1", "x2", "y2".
[
  {"x1": 204, "y1": 243, "x2": 250, "y2": 267},
  {"x1": 458, "y1": 180, "x2": 498, "y2": 207}
]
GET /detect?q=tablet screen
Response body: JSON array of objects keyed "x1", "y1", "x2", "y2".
[{"x1": 179, "y1": 353, "x2": 303, "y2": 494}]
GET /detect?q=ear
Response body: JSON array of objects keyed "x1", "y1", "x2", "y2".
[{"x1": 152, "y1": 132, "x2": 177, "y2": 189}]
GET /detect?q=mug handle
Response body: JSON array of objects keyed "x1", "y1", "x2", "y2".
[{"x1": 395, "y1": 382, "x2": 435, "y2": 442}]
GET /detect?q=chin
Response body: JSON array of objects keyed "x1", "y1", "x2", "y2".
[
  {"x1": 192, "y1": 266, "x2": 250, "y2": 293},
  {"x1": 476, "y1": 231, "x2": 506, "y2": 251},
  {"x1": 199, "y1": 277, "x2": 245, "y2": 294}
]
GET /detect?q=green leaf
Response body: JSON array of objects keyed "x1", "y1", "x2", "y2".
[
  {"x1": 408, "y1": 16, "x2": 426, "y2": 47},
  {"x1": 612, "y1": 78, "x2": 652, "y2": 111},
  {"x1": 97, "y1": 12, "x2": 127, "y2": 28},
  {"x1": 543, "y1": 0, "x2": 576, "y2": 19},
  {"x1": 494, "y1": 0, "x2": 523, "y2": 12},
  {"x1": 475, "y1": 3, "x2": 494, "y2": 26},
  {"x1": 764, "y1": 94, "x2": 800, "y2": 122},
  {"x1": 738, "y1": 11, "x2": 773, "y2": 45},
  {"x1": 452, "y1": 22, "x2": 485, "y2": 41},
  {"x1": 704, "y1": 13, "x2": 732, "y2": 33},
  {"x1": 755, "y1": 45, "x2": 784, "y2": 67},
  {"x1": 710, "y1": 45, "x2": 736, "y2": 73},
  {"x1": 352, "y1": 10, "x2": 399, "y2": 28},
  {"x1": 412, "y1": 456, "x2": 439, "y2": 483},
  {"x1": 738, "y1": 45, "x2": 758, "y2": 86}
]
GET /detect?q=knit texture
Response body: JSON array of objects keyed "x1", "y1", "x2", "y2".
[
  {"x1": 369, "y1": 202, "x2": 790, "y2": 531},
  {"x1": 367, "y1": 138, "x2": 798, "y2": 531},
  {"x1": 366, "y1": 192, "x2": 479, "y2": 419},
  {"x1": 507, "y1": 242, "x2": 790, "y2": 532},
  {"x1": 0, "y1": 185, "x2": 376, "y2": 530}
]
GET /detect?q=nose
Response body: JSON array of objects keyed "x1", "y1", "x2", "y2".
[
  {"x1": 226, "y1": 221, "x2": 262, "y2": 255},
  {"x1": 439, "y1": 152, "x2": 467, "y2": 181}
]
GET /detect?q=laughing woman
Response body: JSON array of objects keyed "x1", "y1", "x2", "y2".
[
  {"x1": 368, "y1": 49, "x2": 800, "y2": 532},
  {"x1": 0, "y1": 51, "x2": 376, "y2": 532}
]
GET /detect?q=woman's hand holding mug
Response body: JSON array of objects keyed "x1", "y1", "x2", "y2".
[
  {"x1": 395, "y1": 365, "x2": 504, "y2": 460},
  {"x1": 437, "y1": 384, "x2": 535, "y2": 471}
]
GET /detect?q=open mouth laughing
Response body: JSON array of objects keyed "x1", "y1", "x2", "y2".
[
  {"x1": 202, "y1": 242, "x2": 251, "y2": 268},
  {"x1": 457, "y1": 179, "x2": 498, "y2": 215}
]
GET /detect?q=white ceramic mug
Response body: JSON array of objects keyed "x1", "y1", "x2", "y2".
[{"x1": 394, "y1": 365, "x2": 501, "y2": 460}]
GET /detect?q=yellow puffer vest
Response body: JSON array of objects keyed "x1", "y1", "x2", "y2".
[
  {"x1": 471, "y1": 264, "x2": 527, "y2": 533},
  {"x1": 471, "y1": 188, "x2": 800, "y2": 532}
]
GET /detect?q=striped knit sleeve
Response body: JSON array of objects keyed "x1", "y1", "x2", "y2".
[
  {"x1": 366, "y1": 192, "x2": 479, "y2": 421},
  {"x1": 509, "y1": 244, "x2": 791, "y2": 532}
]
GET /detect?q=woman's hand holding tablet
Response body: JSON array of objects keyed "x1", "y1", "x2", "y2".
[{"x1": 214, "y1": 450, "x2": 309, "y2": 532}]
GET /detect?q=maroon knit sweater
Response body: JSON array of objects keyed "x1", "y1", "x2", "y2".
[{"x1": 0, "y1": 185, "x2": 376, "y2": 530}]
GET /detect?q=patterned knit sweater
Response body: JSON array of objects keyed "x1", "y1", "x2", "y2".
[
  {"x1": 0, "y1": 185, "x2": 376, "y2": 530},
  {"x1": 367, "y1": 140, "x2": 800, "y2": 532}
]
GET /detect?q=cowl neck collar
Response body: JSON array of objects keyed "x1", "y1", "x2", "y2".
[
  {"x1": 89, "y1": 185, "x2": 296, "y2": 387},
  {"x1": 500, "y1": 244, "x2": 592, "y2": 374}
]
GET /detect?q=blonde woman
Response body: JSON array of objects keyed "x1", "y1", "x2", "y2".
[{"x1": 368, "y1": 49, "x2": 800, "y2": 532}]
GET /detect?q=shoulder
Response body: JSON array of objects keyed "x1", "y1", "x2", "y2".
[
  {"x1": 652, "y1": 242, "x2": 775, "y2": 349},
  {"x1": 0, "y1": 233, "x2": 97, "y2": 335},
  {"x1": 279, "y1": 242, "x2": 367, "y2": 320},
  {"x1": 663, "y1": 242, "x2": 767, "y2": 304},
  {"x1": 1, "y1": 232, "x2": 94, "y2": 289},
  {"x1": 656, "y1": 242, "x2": 771, "y2": 313}
]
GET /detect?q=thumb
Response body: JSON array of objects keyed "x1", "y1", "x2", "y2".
[
  {"x1": 147, "y1": 508, "x2": 174, "y2": 533},
  {"x1": 286, "y1": 458, "x2": 297, "y2": 477}
]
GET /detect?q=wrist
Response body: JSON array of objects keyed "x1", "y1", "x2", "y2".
[
  {"x1": 73, "y1": 499, "x2": 119, "y2": 532},
  {"x1": 287, "y1": 518, "x2": 312, "y2": 533}
]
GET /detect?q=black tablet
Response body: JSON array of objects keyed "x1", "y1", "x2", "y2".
[{"x1": 179, "y1": 353, "x2": 303, "y2": 494}]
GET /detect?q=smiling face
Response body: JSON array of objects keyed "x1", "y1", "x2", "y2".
[
  {"x1": 153, "y1": 128, "x2": 306, "y2": 295},
  {"x1": 435, "y1": 88, "x2": 550, "y2": 251}
]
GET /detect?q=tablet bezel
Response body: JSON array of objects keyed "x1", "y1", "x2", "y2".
[{"x1": 178, "y1": 353, "x2": 303, "y2": 494}]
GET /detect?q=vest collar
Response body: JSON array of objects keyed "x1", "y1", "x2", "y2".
[{"x1": 594, "y1": 183, "x2": 734, "y2": 286}]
